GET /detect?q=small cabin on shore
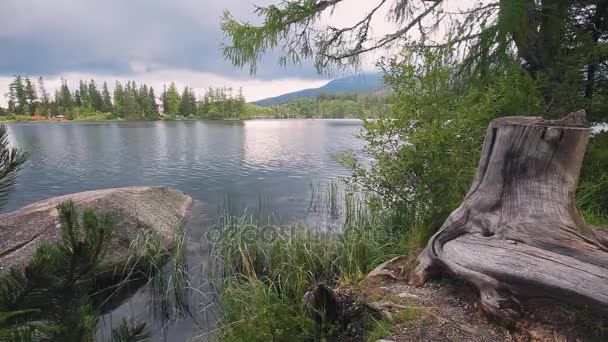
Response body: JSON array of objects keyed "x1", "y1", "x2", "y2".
[{"x1": 155, "y1": 99, "x2": 164, "y2": 115}]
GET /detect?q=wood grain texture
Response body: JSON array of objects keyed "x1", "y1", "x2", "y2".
[{"x1": 410, "y1": 111, "x2": 608, "y2": 320}]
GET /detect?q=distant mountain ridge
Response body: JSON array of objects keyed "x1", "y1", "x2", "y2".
[{"x1": 252, "y1": 72, "x2": 385, "y2": 106}]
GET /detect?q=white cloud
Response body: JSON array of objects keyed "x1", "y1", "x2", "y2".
[{"x1": 0, "y1": 0, "x2": 483, "y2": 108}]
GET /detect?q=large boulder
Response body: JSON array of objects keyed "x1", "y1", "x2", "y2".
[{"x1": 0, "y1": 186, "x2": 193, "y2": 277}]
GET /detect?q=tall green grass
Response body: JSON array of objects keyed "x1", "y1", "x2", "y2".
[
  {"x1": 579, "y1": 131, "x2": 608, "y2": 228},
  {"x1": 208, "y1": 184, "x2": 426, "y2": 340}
]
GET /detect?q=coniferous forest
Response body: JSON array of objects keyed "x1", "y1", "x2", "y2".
[
  {"x1": 0, "y1": 76, "x2": 249, "y2": 121},
  {"x1": 1, "y1": 76, "x2": 390, "y2": 121}
]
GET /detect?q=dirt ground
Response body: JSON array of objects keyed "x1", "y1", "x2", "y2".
[{"x1": 339, "y1": 256, "x2": 608, "y2": 342}]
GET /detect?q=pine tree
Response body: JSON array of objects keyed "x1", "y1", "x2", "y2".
[
  {"x1": 120, "y1": 81, "x2": 140, "y2": 119},
  {"x1": 0, "y1": 124, "x2": 26, "y2": 209},
  {"x1": 188, "y1": 88, "x2": 197, "y2": 117},
  {"x1": 165, "y1": 82, "x2": 181, "y2": 118},
  {"x1": 8, "y1": 76, "x2": 26, "y2": 115},
  {"x1": 88, "y1": 79, "x2": 103, "y2": 112},
  {"x1": 197, "y1": 88, "x2": 211, "y2": 117},
  {"x1": 0, "y1": 201, "x2": 151, "y2": 341},
  {"x1": 79, "y1": 80, "x2": 89, "y2": 108},
  {"x1": 236, "y1": 87, "x2": 246, "y2": 117},
  {"x1": 148, "y1": 87, "x2": 158, "y2": 119},
  {"x1": 74, "y1": 90, "x2": 82, "y2": 107},
  {"x1": 160, "y1": 84, "x2": 168, "y2": 116},
  {"x1": 37, "y1": 77, "x2": 51, "y2": 117},
  {"x1": 138, "y1": 84, "x2": 150, "y2": 116},
  {"x1": 113, "y1": 81, "x2": 124, "y2": 117},
  {"x1": 24, "y1": 77, "x2": 37, "y2": 116},
  {"x1": 56, "y1": 78, "x2": 73, "y2": 114},
  {"x1": 178, "y1": 87, "x2": 196, "y2": 117},
  {"x1": 101, "y1": 81, "x2": 113, "y2": 113}
]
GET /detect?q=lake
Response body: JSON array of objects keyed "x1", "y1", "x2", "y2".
[
  {"x1": 3, "y1": 119, "x2": 364, "y2": 215},
  {"x1": 3, "y1": 119, "x2": 365, "y2": 340}
]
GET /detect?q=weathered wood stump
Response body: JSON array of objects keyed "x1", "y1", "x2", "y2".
[{"x1": 410, "y1": 111, "x2": 608, "y2": 321}]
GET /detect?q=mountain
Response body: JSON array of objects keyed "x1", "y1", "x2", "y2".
[{"x1": 252, "y1": 72, "x2": 385, "y2": 106}]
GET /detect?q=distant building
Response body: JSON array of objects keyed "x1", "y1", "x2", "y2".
[{"x1": 155, "y1": 99, "x2": 164, "y2": 115}]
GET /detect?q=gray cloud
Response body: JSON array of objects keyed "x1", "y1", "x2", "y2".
[{"x1": 0, "y1": 0, "x2": 321, "y2": 80}]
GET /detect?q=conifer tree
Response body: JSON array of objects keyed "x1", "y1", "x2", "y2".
[
  {"x1": 23, "y1": 77, "x2": 37, "y2": 116},
  {"x1": 37, "y1": 77, "x2": 51, "y2": 117},
  {"x1": 148, "y1": 87, "x2": 157, "y2": 119},
  {"x1": 120, "y1": 82, "x2": 139, "y2": 119},
  {"x1": 88, "y1": 79, "x2": 103, "y2": 112},
  {"x1": 55, "y1": 78, "x2": 73, "y2": 114},
  {"x1": 165, "y1": 82, "x2": 181, "y2": 118},
  {"x1": 236, "y1": 87, "x2": 246, "y2": 117},
  {"x1": 79, "y1": 80, "x2": 89, "y2": 108},
  {"x1": 160, "y1": 84, "x2": 168, "y2": 116},
  {"x1": 0, "y1": 124, "x2": 26, "y2": 209},
  {"x1": 0, "y1": 201, "x2": 151, "y2": 341},
  {"x1": 113, "y1": 81, "x2": 124, "y2": 117},
  {"x1": 74, "y1": 90, "x2": 82, "y2": 107},
  {"x1": 101, "y1": 82, "x2": 113, "y2": 113},
  {"x1": 178, "y1": 87, "x2": 196, "y2": 117},
  {"x1": 8, "y1": 76, "x2": 26, "y2": 115}
]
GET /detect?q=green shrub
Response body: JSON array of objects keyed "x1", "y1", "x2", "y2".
[
  {"x1": 0, "y1": 201, "x2": 150, "y2": 342},
  {"x1": 12, "y1": 115, "x2": 32, "y2": 122},
  {"x1": 341, "y1": 49, "x2": 543, "y2": 235},
  {"x1": 579, "y1": 131, "x2": 608, "y2": 227}
]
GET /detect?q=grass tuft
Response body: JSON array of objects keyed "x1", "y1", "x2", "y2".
[{"x1": 208, "y1": 183, "x2": 427, "y2": 340}]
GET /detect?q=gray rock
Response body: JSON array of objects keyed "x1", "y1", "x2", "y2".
[
  {"x1": 397, "y1": 292, "x2": 420, "y2": 300},
  {"x1": 0, "y1": 186, "x2": 193, "y2": 277}
]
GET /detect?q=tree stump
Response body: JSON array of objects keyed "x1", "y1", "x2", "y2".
[{"x1": 410, "y1": 111, "x2": 608, "y2": 321}]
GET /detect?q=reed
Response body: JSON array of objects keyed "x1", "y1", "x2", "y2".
[{"x1": 208, "y1": 183, "x2": 425, "y2": 340}]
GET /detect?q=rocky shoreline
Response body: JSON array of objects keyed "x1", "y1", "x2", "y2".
[{"x1": 0, "y1": 186, "x2": 193, "y2": 277}]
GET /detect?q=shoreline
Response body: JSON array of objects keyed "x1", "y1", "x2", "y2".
[{"x1": 0, "y1": 117, "x2": 364, "y2": 124}]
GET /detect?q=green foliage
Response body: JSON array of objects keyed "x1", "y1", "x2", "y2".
[
  {"x1": 0, "y1": 125, "x2": 27, "y2": 210},
  {"x1": 318, "y1": 99, "x2": 364, "y2": 118},
  {"x1": 579, "y1": 131, "x2": 608, "y2": 227},
  {"x1": 365, "y1": 319, "x2": 393, "y2": 342},
  {"x1": 222, "y1": 1, "x2": 608, "y2": 122},
  {"x1": 269, "y1": 93, "x2": 389, "y2": 119},
  {"x1": 341, "y1": 49, "x2": 543, "y2": 230},
  {"x1": 7, "y1": 76, "x2": 29, "y2": 116},
  {"x1": 0, "y1": 202, "x2": 150, "y2": 342},
  {"x1": 178, "y1": 87, "x2": 197, "y2": 117},
  {"x1": 221, "y1": 0, "x2": 323, "y2": 74},
  {"x1": 243, "y1": 103, "x2": 274, "y2": 118},
  {"x1": 272, "y1": 98, "x2": 317, "y2": 118},
  {"x1": 211, "y1": 187, "x2": 415, "y2": 340},
  {"x1": 163, "y1": 82, "x2": 181, "y2": 118},
  {"x1": 197, "y1": 86, "x2": 247, "y2": 119}
]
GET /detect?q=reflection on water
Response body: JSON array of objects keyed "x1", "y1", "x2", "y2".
[
  {"x1": 3, "y1": 119, "x2": 364, "y2": 217},
  {"x1": 3, "y1": 119, "x2": 364, "y2": 341}
]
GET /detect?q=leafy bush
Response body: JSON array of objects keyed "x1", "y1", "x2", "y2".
[
  {"x1": 341, "y1": 50, "x2": 543, "y2": 235},
  {"x1": 11, "y1": 115, "x2": 33, "y2": 123}
]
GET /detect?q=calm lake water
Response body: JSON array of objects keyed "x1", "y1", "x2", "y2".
[
  {"x1": 3, "y1": 119, "x2": 365, "y2": 341},
  {"x1": 4, "y1": 119, "x2": 364, "y2": 214}
]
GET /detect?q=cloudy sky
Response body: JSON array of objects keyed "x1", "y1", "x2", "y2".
[{"x1": 0, "y1": 0, "x2": 475, "y2": 105}]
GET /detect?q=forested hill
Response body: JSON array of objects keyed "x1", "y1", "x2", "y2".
[{"x1": 252, "y1": 72, "x2": 385, "y2": 106}]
